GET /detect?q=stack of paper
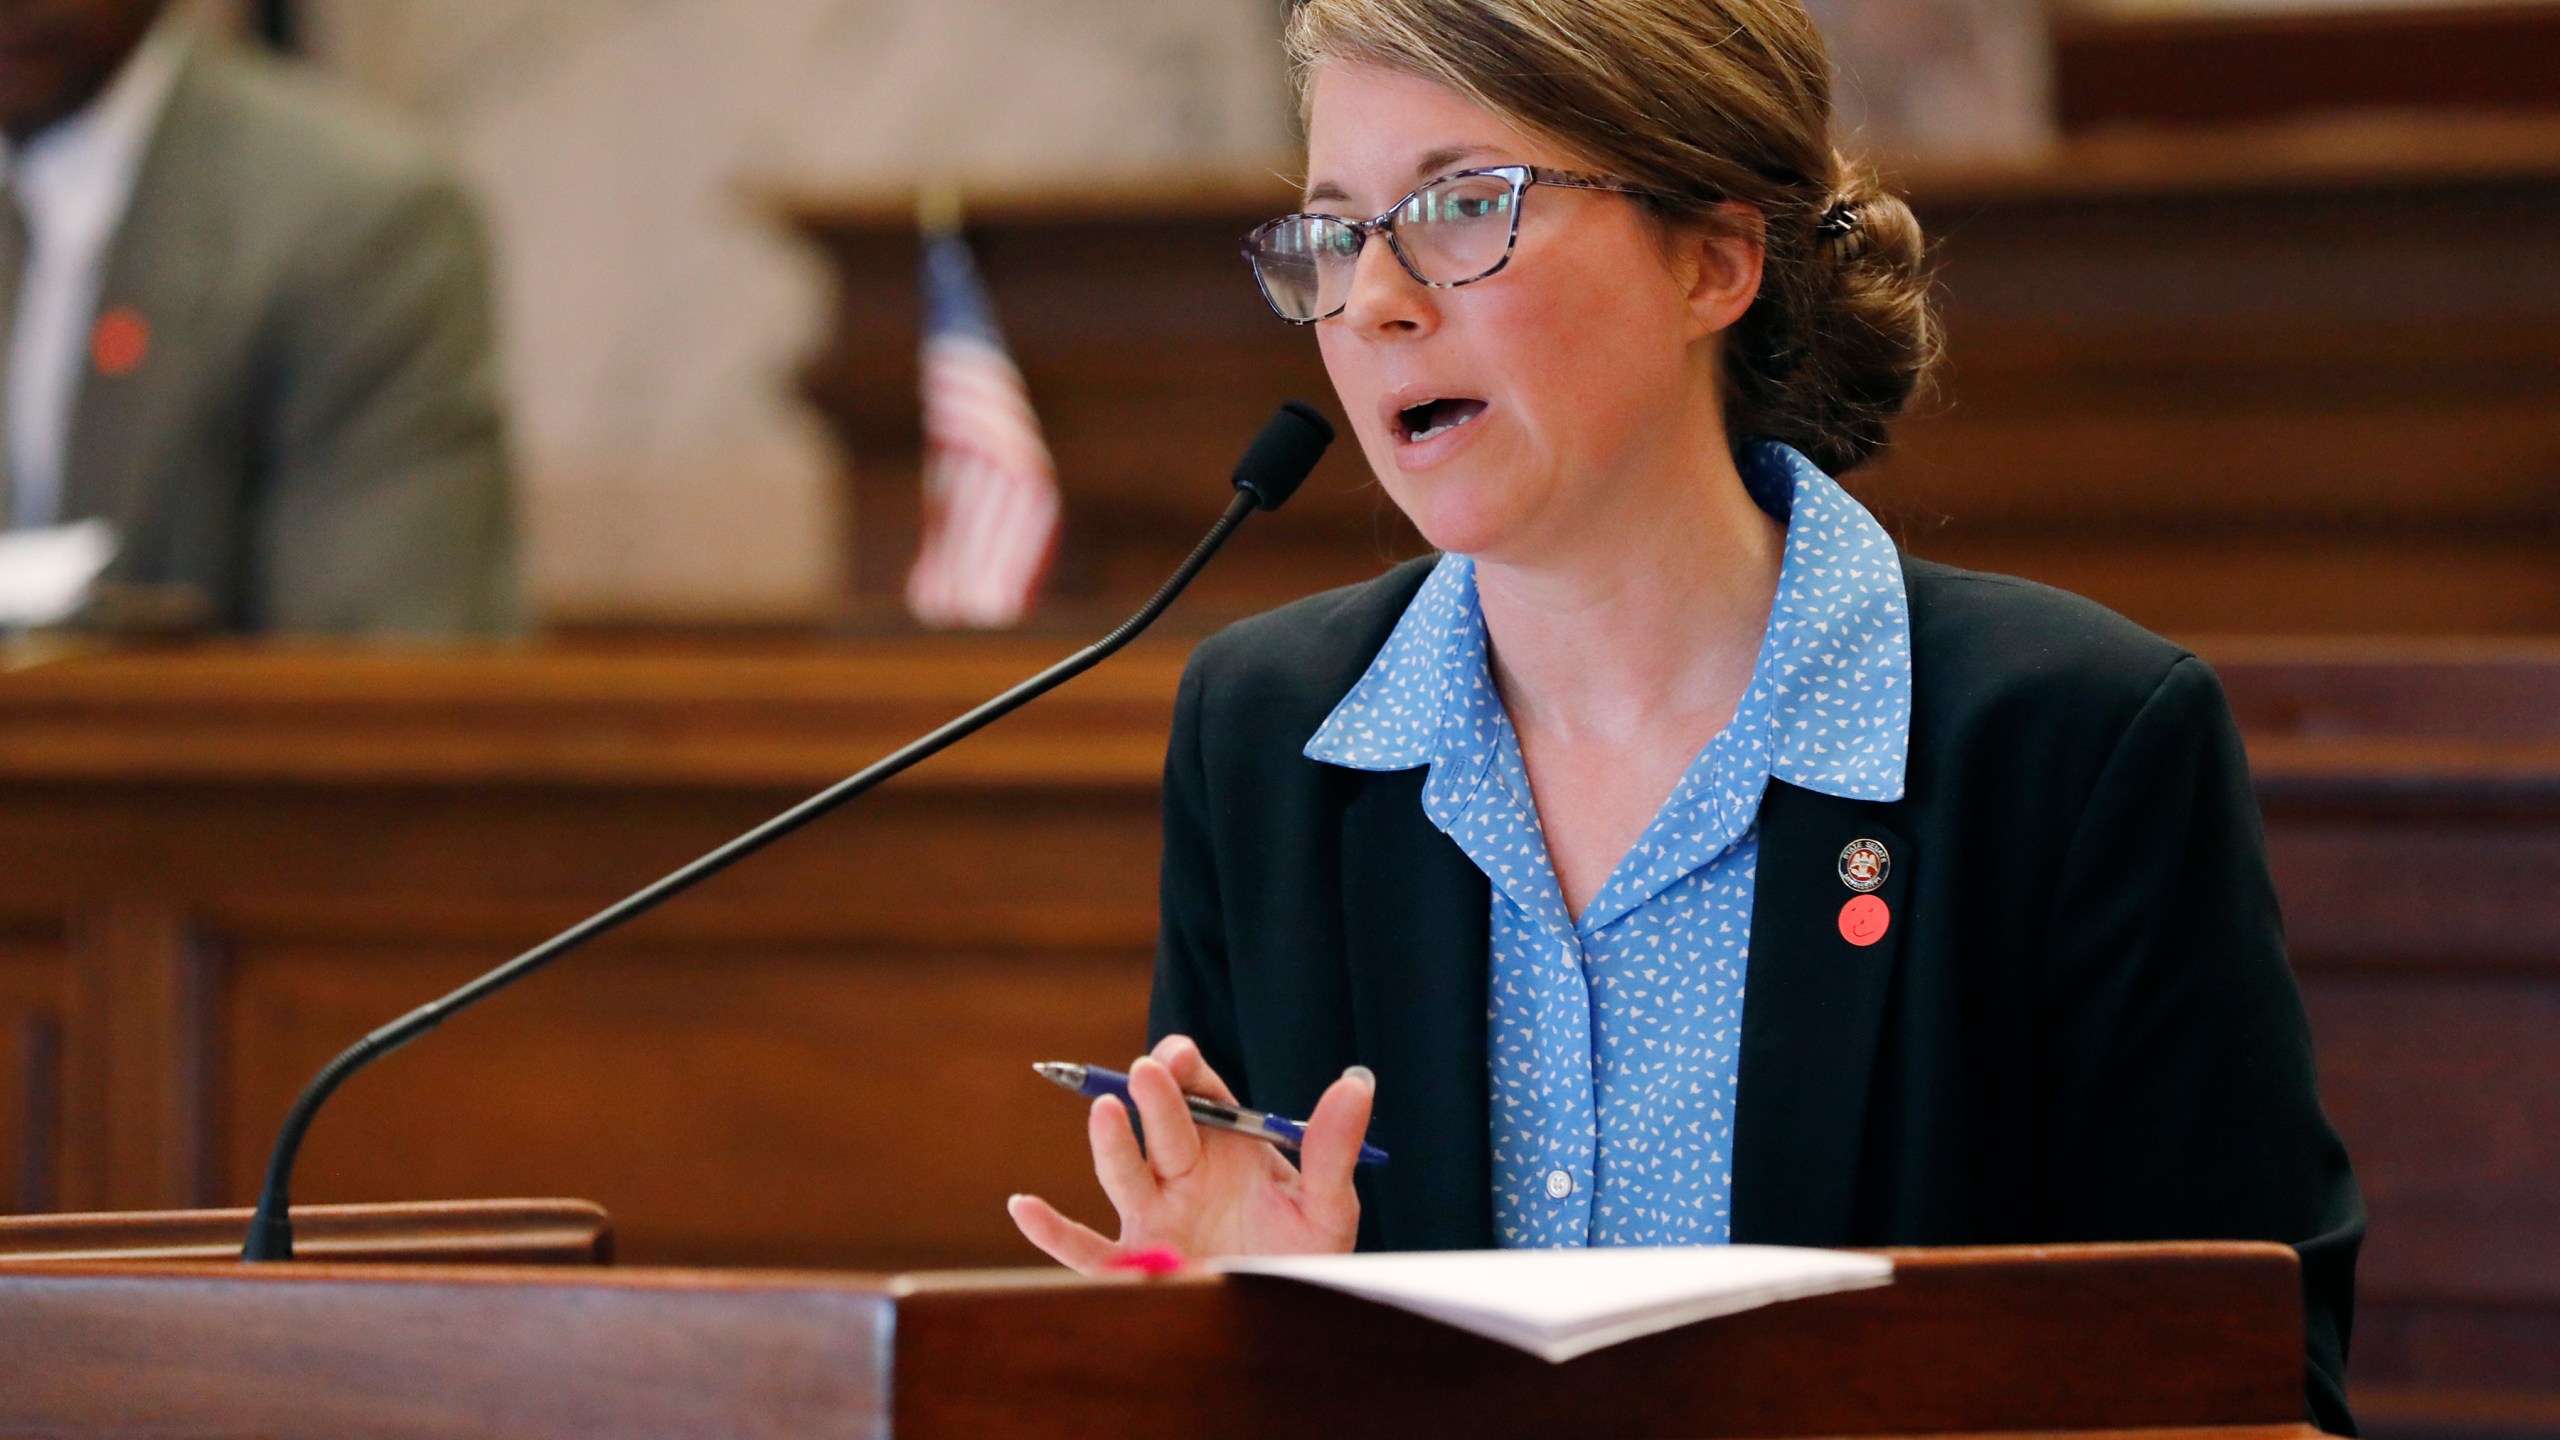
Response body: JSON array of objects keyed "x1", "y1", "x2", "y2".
[
  {"x1": 1215, "y1": 1245, "x2": 1893, "y2": 1362},
  {"x1": 0, "y1": 520, "x2": 118, "y2": 629}
]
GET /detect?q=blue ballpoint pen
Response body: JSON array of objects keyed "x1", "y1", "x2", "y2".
[{"x1": 1034, "y1": 1061, "x2": 1391, "y2": 1168}]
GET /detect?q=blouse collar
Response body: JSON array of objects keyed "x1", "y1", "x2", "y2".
[{"x1": 1303, "y1": 440, "x2": 1912, "y2": 812}]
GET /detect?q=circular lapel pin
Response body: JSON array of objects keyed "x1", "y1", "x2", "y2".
[
  {"x1": 92, "y1": 306, "x2": 150, "y2": 377},
  {"x1": 1838, "y1": 894, "x2": 1890, "y2": 947},
  {"x1": 1837, "y1": 838, "x2": 1890, "y2": 893}
]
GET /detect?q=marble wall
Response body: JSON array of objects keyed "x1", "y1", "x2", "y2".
[
  {"x1": 301, "y1": 0, "x2": 1296, "y2": 623},
  {"x1": 1807, "y1": 0, "x2": 2052, "y2": 161}
]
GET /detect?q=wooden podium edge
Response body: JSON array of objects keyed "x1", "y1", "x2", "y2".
[
  {"x1": 0, "y1": 1197, "x2": 614, "y2": 1266},
  {"x1": 878, "y1": 1240, "x2": 2314, "y2": 1440}
]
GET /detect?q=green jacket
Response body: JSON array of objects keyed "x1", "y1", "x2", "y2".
[{"x1": 64, "y1": 38, "x2": 515, "y2": 634}]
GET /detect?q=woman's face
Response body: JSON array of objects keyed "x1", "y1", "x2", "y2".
[{"x1": 1303, "y1": 61, "x2": 1758, "y2": 563}]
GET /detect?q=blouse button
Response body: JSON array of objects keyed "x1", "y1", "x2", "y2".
[{"x1": 1544, "y1": 1169, "x2": 1574, "y2": 1200}]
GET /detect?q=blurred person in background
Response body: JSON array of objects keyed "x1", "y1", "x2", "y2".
[{"x1": 0, "y1": 0, "x2": 515, "y2": 633}]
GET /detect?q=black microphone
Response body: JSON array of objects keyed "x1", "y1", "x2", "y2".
[{"x1": 241, "y1": 401, "x2": 1334, "y2": 1262}]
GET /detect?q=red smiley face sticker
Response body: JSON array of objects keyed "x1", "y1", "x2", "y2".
[{"x1": 1838, "y1": 894, "x2": 1890, "y2": 947}]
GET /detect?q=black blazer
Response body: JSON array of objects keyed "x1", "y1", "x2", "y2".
[{"x1": 1151, "y1": 555, "x2": 2363, "y2": 1433}]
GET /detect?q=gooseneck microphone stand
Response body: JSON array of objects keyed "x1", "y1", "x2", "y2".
[{"x1": 241, "y1": 402, "x2": 1334, "y2": 1261}]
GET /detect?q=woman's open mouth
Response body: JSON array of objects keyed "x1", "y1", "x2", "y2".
[{"x1": 1396, "y1": 397, "x2": 1488, "y2": 444}]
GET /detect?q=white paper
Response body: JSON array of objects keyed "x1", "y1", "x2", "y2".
[
  {"x1": 1215, "y1": 1245, "x2": 1893, "y2": 1363},
  {"x1": 0, "y1": 520, "x2": 117, "y2": 628}
]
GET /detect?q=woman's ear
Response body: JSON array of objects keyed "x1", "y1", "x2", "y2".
[{"x1": 1677, "y1": 202, "x2": 1766, "y2": 341}]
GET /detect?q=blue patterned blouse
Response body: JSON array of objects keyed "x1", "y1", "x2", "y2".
[{"x1": 1303, "y1": 442, "x2": 1913, "y2": 1247}]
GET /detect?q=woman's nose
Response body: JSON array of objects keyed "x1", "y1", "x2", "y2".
[{"x1": 1336, "y1": 232, "x2": 1434, "y2": 336}]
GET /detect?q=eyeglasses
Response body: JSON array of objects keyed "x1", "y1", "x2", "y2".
[{"x1": 1241, "y1": 165, "x2": 1652, "y2": 324}]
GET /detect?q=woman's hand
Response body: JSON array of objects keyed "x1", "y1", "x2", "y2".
[{"x1": 1006, "y1": 1033, "x2": 1374, "y2": 1274}]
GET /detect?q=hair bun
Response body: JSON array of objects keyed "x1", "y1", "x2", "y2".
[{"x1": 1724, "y1": 153, "x2": 1941, "y2": 476}]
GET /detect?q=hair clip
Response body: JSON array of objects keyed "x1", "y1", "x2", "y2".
[{"x1": 1816, "y1": 199, "x2": 1860, "y2": 239}]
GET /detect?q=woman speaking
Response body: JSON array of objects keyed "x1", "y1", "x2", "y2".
[{"x1": 1008, "y1": 1, "x2": 2361, "y2": 1428}]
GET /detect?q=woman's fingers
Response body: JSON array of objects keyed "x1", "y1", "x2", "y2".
[
  {"x1": 1126, "y1": 1057, "x2": 1203, "y2": 1180},
  {"x1": 1294, "y1": 1065, "x2": 1377, "y2": 1225},
  {"x1": 1151, "y1": 1033, "x2": 1241, "y2": 1104},
  {"x1": 1152, "y1": 1035, "x2": 1304, "y2": 1185},
  {"x1": 1087, "y1": 1095, "x2": 1159, "y2": 1214},
  {"x1": 1006, "y1": 1192, "x2": 1121, "y2": 1276}
]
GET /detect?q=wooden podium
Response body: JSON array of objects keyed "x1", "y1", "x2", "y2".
[
  {"x1": 0, "y1": 1198, "x2": 612, "y2": 1266},
  {"x1": 0, "y1": 1210, "x2": 2320, "y2": 1440}
]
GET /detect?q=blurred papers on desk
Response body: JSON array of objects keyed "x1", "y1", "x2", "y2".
[
  {"x1": 1217, "y1": 1245, "x2": 1895, "y2": 1362},
  {"x1": 0, "y1": 520, "x2": 115, "y2": 629}
]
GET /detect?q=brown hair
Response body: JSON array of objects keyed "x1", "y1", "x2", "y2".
[{"x1": 1285, "y1": 0, "x2": 1939, "y2": 475}]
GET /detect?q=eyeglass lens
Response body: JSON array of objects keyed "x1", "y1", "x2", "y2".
[{"x1": 1251, "y1": 172, "x2": 1522, "y2": 321}]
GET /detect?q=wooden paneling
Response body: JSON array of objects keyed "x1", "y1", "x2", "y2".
[
  {"x1": 785, "y1": 122, "x2": 2560, "y2": 636},
  {"x1": 0, "y1": 903, "x2": 208, "y2": 1216},
  {"x1": 2299, "y1": 974, "x2": 2558, "y2": 1295},
  {"x1": 2352, "y1": 1304, "x2": 2560, "y2": 1440},
  {"x1": 0, "y1": 642, "x2": 2551, "y2": 1438},
  {"x1": 2054, "y1": 3, "x2": 2560, "y2": 134},
  {"x1": 2210, "y1": 644, "x2": 2560, "y2": 1440},
  {"x1": 0, "y1": 642, "x2": 1180, "y2": 1270},
  {"x1": 222, "y1": 940, "x2": 1147, "y2": 1268},
  {"x1": 1871, "y1": 153, "x2": 2560, "y2": 638},
  {"x1": 0, "y1": 642, "x2": 1183, "y2": 785},
  {"x1": 0, "y1": 923, "x2": 67, "y2": 1214},
  {"x1": 65, "y1": 904, "x2": 209, "y2": 1212}
]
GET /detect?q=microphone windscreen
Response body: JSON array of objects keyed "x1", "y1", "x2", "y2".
[{"x1": 1231, "y1": 401, "x2": 1335, "y2": 511}]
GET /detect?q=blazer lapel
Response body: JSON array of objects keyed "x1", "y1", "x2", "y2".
[
  {"x1": 1340, "y1": 764, "x2": 1495, "y2": 1252},
  {"x1": 1730, "y1": 778, "x2": 1912, "y2": 1244},
  {"x1": 62, "y1": 47, "x2": 222, "y2": 535}
]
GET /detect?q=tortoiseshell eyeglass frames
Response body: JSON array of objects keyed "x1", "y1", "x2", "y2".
[{"x1": 1241, "y1": 165, "x2": 1653, "y2": 324}]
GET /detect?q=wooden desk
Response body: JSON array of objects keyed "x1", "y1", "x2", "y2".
[
  {"x1": 0, "y1": 639, "x2": 1182, "y2": 1269},
  {"x1": 0, "y1": 639, "x2": 2549, "y2": 1439},
  {"x1": 0, "y1": 1241, "x2": 2315, "y2": 1440}
]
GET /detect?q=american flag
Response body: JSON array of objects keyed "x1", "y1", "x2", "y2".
[{"x1": 903, "y1": 227, "x2": 1060, "y2": 628}]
